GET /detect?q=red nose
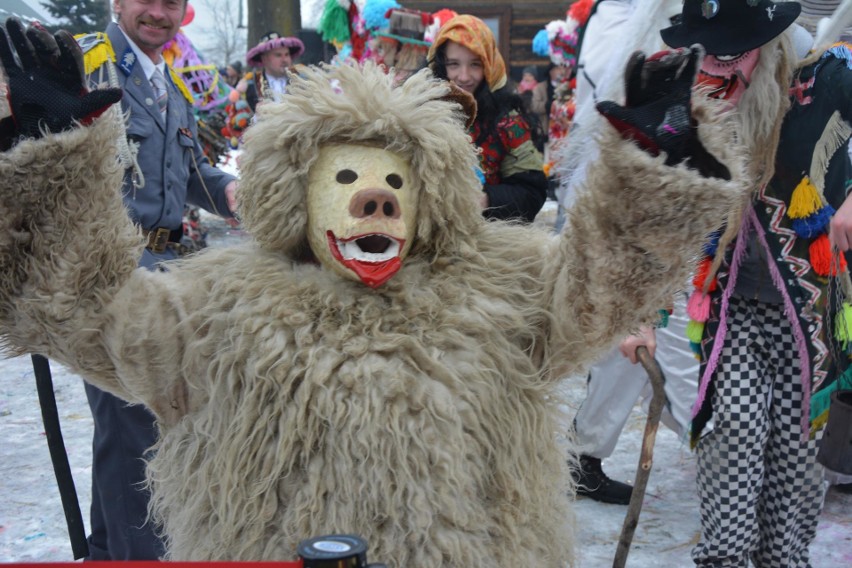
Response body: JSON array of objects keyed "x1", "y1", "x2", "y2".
[{"x1": 348, "y1": 189, "x2": 400, "y2": 219}]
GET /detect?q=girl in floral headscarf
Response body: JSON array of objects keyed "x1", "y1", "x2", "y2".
[{"x1": 428, "y1": 15, "x2": 547, "y2": 223}]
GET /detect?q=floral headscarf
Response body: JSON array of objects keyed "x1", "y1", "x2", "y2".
[{"x1": 428, "y1": 15, "x2": 508, "y2": 92}]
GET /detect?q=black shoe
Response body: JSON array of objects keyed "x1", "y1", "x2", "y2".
[{"x1": 573, "y1": 455, "x2": 633, "y2": 505}]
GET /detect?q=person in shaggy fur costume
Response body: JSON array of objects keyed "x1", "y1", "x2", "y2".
[{"x1": 0, "y1": 18, "x2": 747, "y2": 566}]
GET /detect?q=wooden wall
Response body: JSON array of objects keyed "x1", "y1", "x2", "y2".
[{"x1": 404, "y1": 1, "x2": 573, "y2": 81}]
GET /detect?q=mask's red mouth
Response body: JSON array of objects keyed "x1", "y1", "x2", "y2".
[
  {"x1": 697, "y1": 71, "x2": 739, "y2": 100},
  {"x1": 327, "y1": 231, "x2": 405, "y2": 289}
]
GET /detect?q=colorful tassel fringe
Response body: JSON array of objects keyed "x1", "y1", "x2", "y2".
[
  {"x1": 788, "y1": 176, "x2": 823, "y2": 219},
  {"x1": 76, "y1": 32, "x2": 115, "y2": 75}
]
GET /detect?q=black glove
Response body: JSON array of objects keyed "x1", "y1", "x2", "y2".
[
  {"x1": 597, "y1": 45, "x2": 730, "y2": 180},
  {"x1": 0, "y1": 17, "x2": 122, "y2": 144}
]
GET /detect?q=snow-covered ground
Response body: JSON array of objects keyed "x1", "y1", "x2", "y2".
[{"x1": 1, "y1": 208, "x2": 850, "y2": 566}]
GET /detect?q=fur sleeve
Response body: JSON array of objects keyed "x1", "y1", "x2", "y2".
[
  {"x1": 545, "y1": 102, "x2": 747, "y2": 377},
  {"x1": 0, "y1": 110, "x2": 182, "y2": 413}
]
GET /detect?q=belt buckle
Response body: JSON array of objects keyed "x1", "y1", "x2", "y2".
[{"x1": 148, "y1": 227, "x2": 171, "y2": 253}]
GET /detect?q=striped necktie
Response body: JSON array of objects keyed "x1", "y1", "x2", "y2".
[{"x1": 150, "y1": 67, "x2": 168, "y2": 118}]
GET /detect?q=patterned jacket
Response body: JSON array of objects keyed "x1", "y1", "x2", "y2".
[
  {"x1": 472, "y1": 110, "x2": 547, "y2": 222},
  {"x1": 691, "y1": 48, "x2": 852, "y2": 444}
]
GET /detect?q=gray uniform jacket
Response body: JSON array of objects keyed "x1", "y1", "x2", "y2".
[{"x1": 89, "y1": 23, "x2": 235, "y2": 268}]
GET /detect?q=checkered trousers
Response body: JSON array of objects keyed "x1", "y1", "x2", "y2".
[{"x1": 692, "y1": 296, "x2": 825, "y2": 568}]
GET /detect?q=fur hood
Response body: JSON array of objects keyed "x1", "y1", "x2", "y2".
[{"x1": 238, "y1": 62, "x2": 485, "y2": 261}]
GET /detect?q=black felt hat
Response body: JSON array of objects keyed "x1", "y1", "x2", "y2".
[{"x1": 661, "y1": 0, "x2": 802, "y2": 56}]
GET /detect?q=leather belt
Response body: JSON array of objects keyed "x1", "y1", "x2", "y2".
[{"x1": 142, "y1": 227, "x2": 183, "y2": 253}]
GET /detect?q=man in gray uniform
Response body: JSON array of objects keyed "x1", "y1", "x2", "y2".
[{"x1": 79, "y1": 0, "x2": 237, "y2": 559}]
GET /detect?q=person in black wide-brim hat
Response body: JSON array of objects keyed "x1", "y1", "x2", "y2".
[
  {"x1": 662, "y1": 0, "x2": 803, "y2": 106},
  {"x1": 661, "y1": 0, "x2": 801, "y2": 55},
  {"x1": 641, "y1": 1, "x2": 852, "y2": 566}
]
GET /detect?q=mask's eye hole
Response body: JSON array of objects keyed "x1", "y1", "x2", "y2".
[
  {"x1": 336, "y1": 169, "x2": 358, "y2": 184},
  {"x1": 386, "y1": 174, "x2": 403, "y2": 189},
  {"x1": 715, "y1": 53, "x2": 743, "y2": 62}
]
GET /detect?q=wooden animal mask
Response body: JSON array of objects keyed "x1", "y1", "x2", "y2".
[{"x1": 306, "y1": 143, "x2": 418, "y2": 288}]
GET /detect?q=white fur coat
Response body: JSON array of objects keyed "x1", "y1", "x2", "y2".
[{"x1": 0, "y1": 63, "x2": 745, "y2": 566}]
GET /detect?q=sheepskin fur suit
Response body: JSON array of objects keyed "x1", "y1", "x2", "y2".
[{"x1": 0, "y1": 62, "x2": 746, "y2": 566}]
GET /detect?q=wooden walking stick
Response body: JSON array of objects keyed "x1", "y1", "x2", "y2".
[{"x1": 612, "y1": 345, "x2": 667, "y2": 568}]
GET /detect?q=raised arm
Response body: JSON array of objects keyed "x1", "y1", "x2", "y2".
[
  {"x1": 544, "y1": 46, "x2": 747, "y2": 376},
  {"x1": 0, "y1": 18, "x2": 189, "y2": 422}
]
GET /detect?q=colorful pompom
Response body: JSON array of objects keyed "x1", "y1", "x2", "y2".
[
  {"x1": 687, "y1": 291, "x2": 711, "y2": 323},
  {"x1": 363, "y1": 0, "x2": 400, "y2": 30},
  {"x1": 809, "y1": 233, "x2": 847, "y2": 276},
  {"x1": 791, "y1": 204, "x2": 834, "y2": 238},
  {"x1": 788, "y1": 176, "x2": 823, "y2": 219},
  {"x1": 810, "y1": 234, "x2": 832, "y2": 276},
  {"x1": 567, "y1": 0, "x2": 594, "y2": 24},
  {"x1": 318, "y1": 0, "x2": 352, "y2": 44},
  {"x1": 533, "y1": 29, "x2": 551, "y2": 57},
  {"x1": 703, "y1": 231, "x2": 721, "y2": 257},
  {"x1": 834, "y1": 302, "x2": 852, "y2": 348},
  {"x1": 431, "y1": 8, "x2": 458, "y2": 26},
  {"x1": 693, "y1": 257, "x2": 718, "y2": 292},
  {"x1": 656, "y1": 309, "x2": 670, "y2": 329},
  {"x1": 686, "y1": 320, "x2": 705, "y2": 344},
  {"x1": 424, "y1": 8, "x2": 458, "y2": 43}
]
